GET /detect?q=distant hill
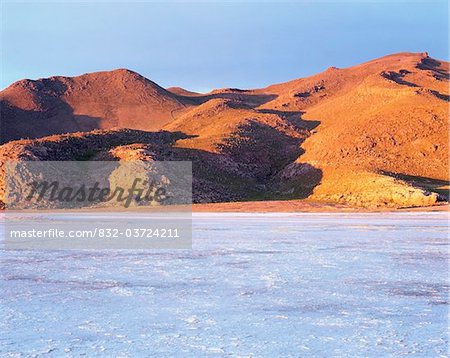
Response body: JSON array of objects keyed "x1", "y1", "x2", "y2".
[{"x1": 0, "y1": 69, "x2": 188, "y2": 143}]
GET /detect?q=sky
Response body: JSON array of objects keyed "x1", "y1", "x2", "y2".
[{"x1": 1, "y1": 1, "x2": 449, "y2": 92}]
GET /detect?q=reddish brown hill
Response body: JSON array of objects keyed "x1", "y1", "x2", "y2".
[
  {"x1": 264, "y1": 52, "x2": 449, "y2": 206},
  {"x1": 162, "y1": 52, "x2": 449, "y2": 207},
  {"x1": 0, "y1": 52, "x2": 448, "y2": 208},
  {"x1": 0, "y1": 69, "x2": 189, "y2": 143},
  {"x1": 166, "y1": 87, "x2": 202, "y2": 97}
]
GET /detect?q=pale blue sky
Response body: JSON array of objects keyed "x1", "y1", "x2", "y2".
[{"x1": 1, "y1": 1, "x2": 448, "y2": 91}]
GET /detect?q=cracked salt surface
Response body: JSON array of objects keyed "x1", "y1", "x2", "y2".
[{"x1": 0, "y1": 213, "x2": 448, "y2": 357}]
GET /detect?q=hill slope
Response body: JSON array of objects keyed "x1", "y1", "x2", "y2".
[{"x1": 256, "y1": 52, "x2": 449, "y2": 206}]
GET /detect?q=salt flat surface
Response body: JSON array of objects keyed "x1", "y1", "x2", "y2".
[{"x1": 0, "y1": 213, "x2": 448, "y2": 357}]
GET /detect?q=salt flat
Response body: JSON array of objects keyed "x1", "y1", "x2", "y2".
[{"x1": 0, "y1": 213, "x2": 448, "y2": 357}]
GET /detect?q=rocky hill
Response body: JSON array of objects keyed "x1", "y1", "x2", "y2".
[
  {"x1": 0, "y1": 52, "x2": 448, "y2": 208},
  {"x1": 0, "y1": 69, "x2": 189, "y2": 143}
]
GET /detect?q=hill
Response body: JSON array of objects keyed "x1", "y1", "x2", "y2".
[
  {"x1": 0, "y1": 69, "x2": 189, "y2": 143},
  {"x1": 0, "y1": 52, "x2": 448, "y2": 208}
]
